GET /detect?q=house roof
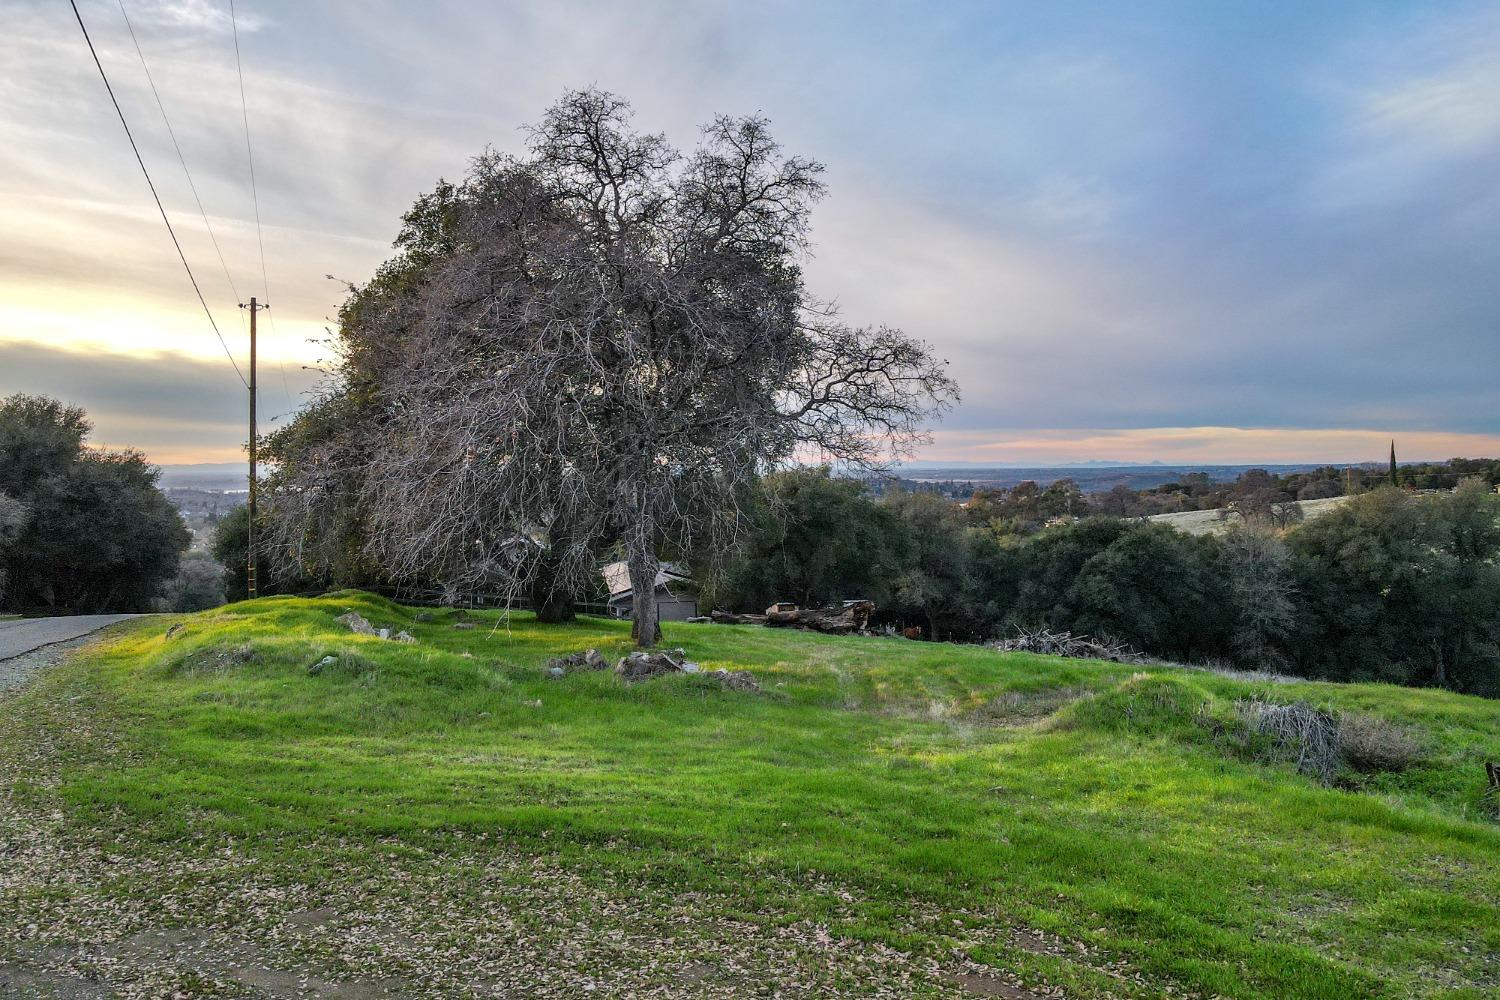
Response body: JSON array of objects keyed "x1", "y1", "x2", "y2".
[{"x1": 602, "y1": 561, "x2": 693, "y2": 600}]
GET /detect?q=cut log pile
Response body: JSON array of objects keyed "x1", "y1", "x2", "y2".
[{"x1": 705, "y1": 600, "x2": 877, "y2": 636}]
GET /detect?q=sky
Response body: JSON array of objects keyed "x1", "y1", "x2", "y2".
[{"x1": 3, "y1": 0, "x2": 1498, "y2": 466}]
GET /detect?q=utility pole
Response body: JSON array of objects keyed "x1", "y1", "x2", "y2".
[{"x1": 240, "y1": 297, "x2": 267, "y2": 599}]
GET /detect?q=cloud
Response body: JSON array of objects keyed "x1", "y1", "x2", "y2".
[
  {"x1": 4, "y1": 2, "x2": 1498, "y2": 463},
  {"x1": 121, "y1": 0, "x2": 268, "y2": 34},
  {"x1": 924, "y1": 427, "x2": 1500, "y2": 466},
  {"x1": 0, "y1": 341, "x2": 319, "y2": 464}
]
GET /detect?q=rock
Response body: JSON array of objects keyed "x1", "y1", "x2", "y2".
[
  {"x1": 377, "y1": 627, "x2": 391, "y2": 640},
  {"x1": 181, "y1": 643, "x2": 256, "y2": 674},
  {"x1": 547, "y1": 666, "x2": 566, "y2": 679},
  {"x1": 307, "y1": 655, "x2": 337, "y2": 676},
  {"x1": 712, "y1": 668, "x2": 761, "y2": 693},
  {"x1": 335, "y1": 612, "x2": 377, "y2": 636},
  {"x1": 164, "y1": 623, "x2": 186, "y2": 641},
  {"x1": 546, "y1": 648, "x2": 611, "y2": 674},
  {"x1": 615, "y1": 649, "x2": 687, "y2": 682},
  {"x1": 414, "y1": 612, "x2": 434, "y2": 623},
  {"x1": 453, "y1": 622, "x2": 477, "y2": 631},
  {"x1": 392, "y1": 630, "x2": 416, "y2": 644},
  {"x1": 682, "y1": 663, "x2": 701, "y2": 674}
]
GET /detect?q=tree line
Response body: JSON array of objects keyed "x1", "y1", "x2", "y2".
[
  {"x1": 882, "y1": 458, "x2": 1500, "y2": 526},
  {"x1": 696, "y1": 468, "x2": 1500, "y2": 697}
]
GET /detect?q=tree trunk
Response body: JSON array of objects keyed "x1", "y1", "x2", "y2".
[
  {"x1": 629, "y1": 550, "x2": 661, "y2": 647},
  {"x1": 530, "y1": 538, "x2": 576, "y2": 624},
  {"x1": 534, "y1": 588, "x2": 576, "y2": 624}
]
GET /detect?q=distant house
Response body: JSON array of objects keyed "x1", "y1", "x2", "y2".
[{"x1": 601, "y1": 561, "x2": 698, "y2": 622}]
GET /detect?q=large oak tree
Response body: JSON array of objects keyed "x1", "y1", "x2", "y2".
[{"x1": 269, "y1": 90, "x2": 956, "y2": 645}]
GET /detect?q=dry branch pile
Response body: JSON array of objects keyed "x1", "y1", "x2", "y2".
[
  {"x1": 993, "y1": 628, "x2": 1149, "y2": 664},
  {"x1": 1234, "y1": 699, "x2": 1341, "y2": 783}
]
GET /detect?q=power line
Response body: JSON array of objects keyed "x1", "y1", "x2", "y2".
[
  {"x1": 115, "y1": 0, "x2": 243, "y2": 313},
  {"x1": 227, "y1": 0, "x2": 294, "y2": 410},
  {"x1": 66, "y1": 0, "x2": 247, "y2": 387}
]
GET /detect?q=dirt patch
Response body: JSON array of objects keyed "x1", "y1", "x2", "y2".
[
  {"x1": 0, "y1": 959, "x2": 117, "y2": 1000},
  {"x1": 947, "y1": 970, "x2": 1052, "y2": 998},
  {"x1": 966, "y1": 688, "x2": 1087, "y2": 726},
  {"x1": 108, "y1": 925, "x2": 407, "y2": 998}
]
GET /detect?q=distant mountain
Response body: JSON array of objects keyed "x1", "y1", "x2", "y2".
[{"x1": 158, "y1": 463, "x2": 250, "y2": 491}]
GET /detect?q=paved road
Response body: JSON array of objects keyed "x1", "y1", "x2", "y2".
[{"x1": 0, "y1": 615, "x2": 143, "y2": 661}]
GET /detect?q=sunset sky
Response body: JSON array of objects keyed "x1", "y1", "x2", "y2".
[{"x1": 3, "y1": 0, "x2": 1498, "y2": 466}]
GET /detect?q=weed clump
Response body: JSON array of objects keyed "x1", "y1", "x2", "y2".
[
  {"x1": 169, "y1": 643, "x2": 257, "y2": 677},
  {"x1": 306, "y1": 650, "x2": 378, "y2": 679}
]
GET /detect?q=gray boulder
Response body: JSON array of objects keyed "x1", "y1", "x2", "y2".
[{"x1": 335, "y1": 612, "x2": 377, "y2": 636}]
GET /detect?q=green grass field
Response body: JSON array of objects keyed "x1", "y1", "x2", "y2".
[{"x1": 2, "y1": 592, "x2": 1497, "y2": 998}]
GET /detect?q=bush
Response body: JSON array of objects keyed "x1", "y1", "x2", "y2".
[
  {"x1": 1, "y1": 395, "x2": 189, "y2": 612},
  {"x1": 1336, "y1": 712, "x2": 1425, "y2": 773},
  {"x1": 160, "y1": 552, "x2": 226, "y2": 612}
]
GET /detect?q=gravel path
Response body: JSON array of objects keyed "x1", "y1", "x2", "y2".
[
  {"x1": 0, "y1": 616, "x2": 143, "y2": 665},
  {"x1": 0, "y1": 634, "x2": 104, "y2": 697},
  {"x1": 0, "y1": 617, "x2": 145, "y2": 698}
]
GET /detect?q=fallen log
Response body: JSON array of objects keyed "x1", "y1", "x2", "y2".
[
  {"x1": 710, "y1": 609, "x2": 767, "y2": 626},
  {"x1": 709, "y1": 600, "x2": 876, "y2": 636}
]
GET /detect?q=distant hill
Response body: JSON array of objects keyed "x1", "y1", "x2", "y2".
[
  {"x1": 159, "y1": 460, "x2": 1354, "y2": 496},
  {"x1": 891, "y1": 464, "x2": 1335, "y2": 494}
]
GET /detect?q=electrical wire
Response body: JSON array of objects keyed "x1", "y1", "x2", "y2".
[
  {"x1": 227, "y1": 0, "x2": 296, "y2": 411},
  {"x1": 67, "y1": 0, "x2": 248, "y2": 387},
  {"x1": 115, "y1": 0, "x2": 243, "y2": 313}
]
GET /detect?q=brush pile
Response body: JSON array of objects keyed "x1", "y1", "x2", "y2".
[
  {"x1": 993, "y1": 628, "x2": 1148, "y2": 664},
  {"x1": 1233, "y1": 698, "x2": 1341, "y2": 783}
]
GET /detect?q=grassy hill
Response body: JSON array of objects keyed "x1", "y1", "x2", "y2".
[{"x1": 2, "y1": 593, "x2": 1497, "y2": 998}]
